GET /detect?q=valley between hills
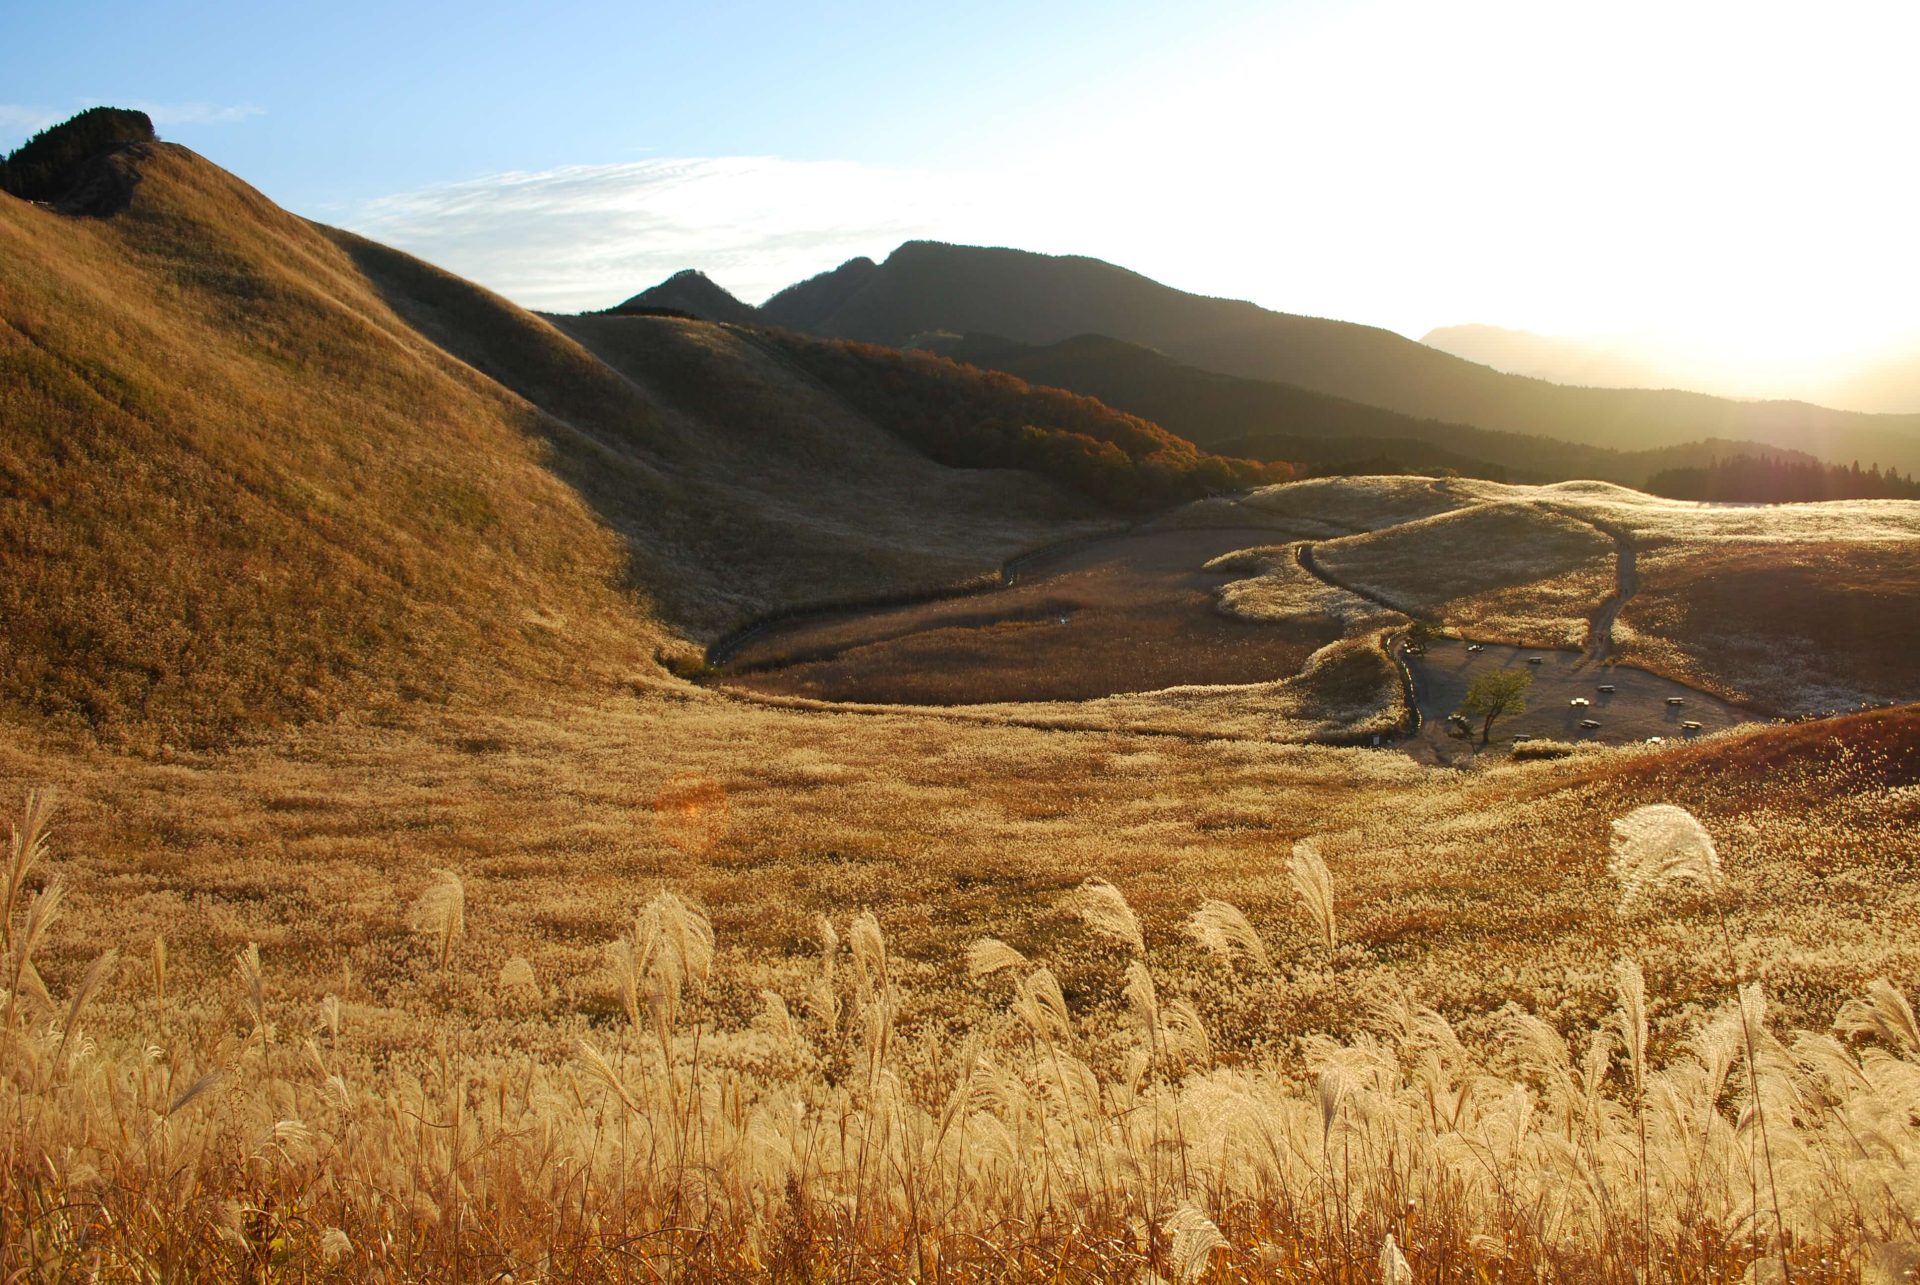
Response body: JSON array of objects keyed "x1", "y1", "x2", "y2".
[{"x1": 1, "y1": 111, "x2": 1918, "y2": 1282}]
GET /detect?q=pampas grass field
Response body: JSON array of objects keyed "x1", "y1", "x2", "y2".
[
  {"x1": 1, "y1": 688, "x2": 1917, "y2": 1281},
  {"x1": 6, "y1": 136, "x2": 1920, "y2": 1283}
]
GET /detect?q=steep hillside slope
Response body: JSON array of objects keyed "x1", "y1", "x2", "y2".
[
  {"x1": 0, "y1": 139, "x2": 1098, "y2": 748},
  {"x1": 763, "y1": 241, "x2": 1920, "y2": 471},
  {"x1": 0, "y1": 141, "x2": 660, "y2": 749}
]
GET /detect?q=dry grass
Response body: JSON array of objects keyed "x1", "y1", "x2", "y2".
[
  {"x1": 6, "y1": 150, "x2": 1920, "y2": 1282},
  {"x1": 1312, "y1": 502, "x2": 1615, "y2": 638},
  {"x1": 1206, "y1": 543, "x2": 1405, "y2": 632},
  {"x1": 0, "y1": 695, "x2": 1914, "y2": 1280},
  {"x1": 1238, "y1": 475, "x2": 1469, "y2": 532},
  {"x1": 1209, "y1": 478, "x2": 1920, "y2": 712},
  {"x1": 0, "y1": 143, "x2": 1100, "y2": 751},
  {"x1": 1619, "y1": 540, "x2": 1920, "y2": 715},
  {"x1": 726, "y1": 529, "x2": 1348, "y2": 707}
]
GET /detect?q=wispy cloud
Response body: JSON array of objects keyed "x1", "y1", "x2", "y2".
[
  {"x1": 342, "y1": 157, "x2": 988, "y2": 312},
  {"x1": 0, "y1": 100, "x2": 263, "y2": 149},
  {"x1": 0, "y1": 106, "x2": 64, "y2": 139}
]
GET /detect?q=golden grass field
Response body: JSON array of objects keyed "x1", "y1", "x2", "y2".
[{"x1": 3, "y1": 144, "x2": 1920, "y2": 1282}]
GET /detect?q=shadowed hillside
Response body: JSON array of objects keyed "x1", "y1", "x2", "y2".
[
  {"x1": 929, "y1": 332, "x2": 1817, "y2": 486},
  {"x1": 761, "y1": 240, "x2": 1920, "y2": 471},
  {"x1": 0, "y1": 138, "x2": 1104, "y2": 748}
]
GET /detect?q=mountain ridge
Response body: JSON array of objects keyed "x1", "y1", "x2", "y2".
[{"x1": 682, "y1": 241, "x2": 1920, "y2": 472}]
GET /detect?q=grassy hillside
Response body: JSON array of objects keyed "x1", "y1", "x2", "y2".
[
  {"x1": 0, "y1": 140, "x2": 1100, "y2": 749},
  {"x1": 766, "y1": 240, "x2": 1920, "y2": 471},
  {"x1": 0, "y1": 141, "x2": 663, "y2": 750}
]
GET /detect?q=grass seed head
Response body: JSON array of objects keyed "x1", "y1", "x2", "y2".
[
  {"x1": 1608, "y1": 804, "x2": 1723, "y2": 909},
  {"x1": 1063, "y1": 877, "x2": 1144, "y2": 955}
]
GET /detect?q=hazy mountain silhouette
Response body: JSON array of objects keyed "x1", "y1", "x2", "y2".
[
  {"x1": 763, "y1": 241, "x2": 1920, "y2": 472},
  {"x1": 1426, "y1": 323, "x2": 1920, "y2": 417},
  {"x1": 1421, "y1": 324, "x2": 1681, "y2": 392},
  {"x1": 928, "y1": 333, "x2": 1817, "y2": 486}
]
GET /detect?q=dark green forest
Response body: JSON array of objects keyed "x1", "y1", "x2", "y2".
[
  {"x1": 0, "y1": 108, "x2": 156, "y2": 201},
  {"x1": 1647, "y1": 454, "x2": 1920, "y2": 502}
]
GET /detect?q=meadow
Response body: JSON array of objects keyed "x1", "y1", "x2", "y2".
[
  {"x1": 2, "y1": 685, "x2": 1917, "y2": 1281},
  {"x1": 4, "y1": 135, "x2": 1920, "y2": 1282}
]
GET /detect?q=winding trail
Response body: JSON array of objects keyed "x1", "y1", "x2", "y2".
[
  {"x1": 1539, "y1": 505, "x2": 1639, "y2": 667},
  {"x1": 1292, "y1": 542, "x2": 1422, "y2": 735}
]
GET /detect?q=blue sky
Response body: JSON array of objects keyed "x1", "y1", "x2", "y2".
[{"x1": 7, "y1": 0, "x2": 1920, "y2": 397}]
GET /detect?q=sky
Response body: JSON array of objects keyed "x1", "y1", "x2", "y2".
[{"x1": 7, "y1": 0, "x2": 1920, "y2": 400}]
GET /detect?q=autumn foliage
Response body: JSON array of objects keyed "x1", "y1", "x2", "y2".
[{"x1": 758, "y1": 332, "x2": 1291, "y2": 511}]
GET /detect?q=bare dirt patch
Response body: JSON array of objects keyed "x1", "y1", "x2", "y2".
[{"x1": 721, "y1": 527, "x2": 1344, "y2": 703}]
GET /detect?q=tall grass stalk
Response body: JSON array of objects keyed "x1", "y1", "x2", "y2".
[{"x1": 0, "y1": 796, "x2": 1913, "y2": 1280}]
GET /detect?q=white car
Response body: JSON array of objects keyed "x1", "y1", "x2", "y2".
[
  {"x1": 1569, "y1": 697, "x2": 1591, "y2": 707},
  {"x1": 1579, "y1": 719, "x2": 1602, "y2": 730}
]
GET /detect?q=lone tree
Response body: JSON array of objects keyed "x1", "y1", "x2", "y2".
[{"x1": 1457, "y1": 668, "x2": 1531, "y2": 745}]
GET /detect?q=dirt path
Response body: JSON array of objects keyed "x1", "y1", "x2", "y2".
[{"x1": 1539, "y1": 505, "x2": 1639, "y2": 666}]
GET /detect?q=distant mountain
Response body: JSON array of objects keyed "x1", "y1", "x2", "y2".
[
  {"x1": 1426, "y1": 323, "x2": 1920, "y2": 417},
  {"x1": 1822, "y1": 352, "x2": 1920, "y2": 416},
  {"x1": 760, "y1": 241, "x2": 1920, "y2": 472},
  {"x1": 762, "y1": 256, "x2": 878, "y2": 331},
  {"x1": 618, "y1": 269, "x2": 760, "y2": 326},
  {"x1": 1420, "y1": 324, "x2": 1681, "y2": 392},
  {"x1": 927, "y1": 332, "x2": 1818, "y2": 486}
]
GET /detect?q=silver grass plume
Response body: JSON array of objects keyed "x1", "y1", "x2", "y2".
[
  {"x1": 1186, "y1": 899, "x2": 1270, "y2": 970},
  {"x1": 497, "y1": 956, "x2": 537, "y2": 1001},
  {"x1": 1289, "y1": 839, "x2": 1337, "y2": 954},
  {"x1": 2, "y1": 788, "x2": 54, "y2": 955},
  {"x1": 234, "y1": 942, "x2": 269, "y2": 1051},
  {"x1": 409, "y1": 868, "x2": 466, "y2": 969},
  {"x1": 966, "y1": 936, "x2": 1027, "y2": 981},
  {"x1": 1062, "y1": 877, "x2": 1144, "y2": 954},
  {"x1": 1012, "y1": 967, "x2": 1072, "y2": 1043},
  {"x1": 1608, "y1": 804, "x2": 1723, "y2": 908},
  {"x1": 1615, "y1": 957, "x2": 1649, "y2": 1094},
  {"x1": 848, "y1": 909, "x2": 888, "y2": 1005},
  {"x1": 1162, "y1": 1203, "x2": 1227, "y2": 1282},
  {"x1": 1318, "y1": 1065, "x2": 1348, "y2": 1139},
  {"x1": 1380, "y1": 1232, "x2": 1414, "y2": 1285},
  {"x1": 1835, "y1": 978, "x2": 1920, "y2": 1058}
]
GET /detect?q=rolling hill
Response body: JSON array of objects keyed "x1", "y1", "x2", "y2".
[
  {"x1": 754, "y1": 241, "x2": 1920, "y2": 472},
  {"x1": 0, "y1": 132, "x2": 1121, "y2": 748}
]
